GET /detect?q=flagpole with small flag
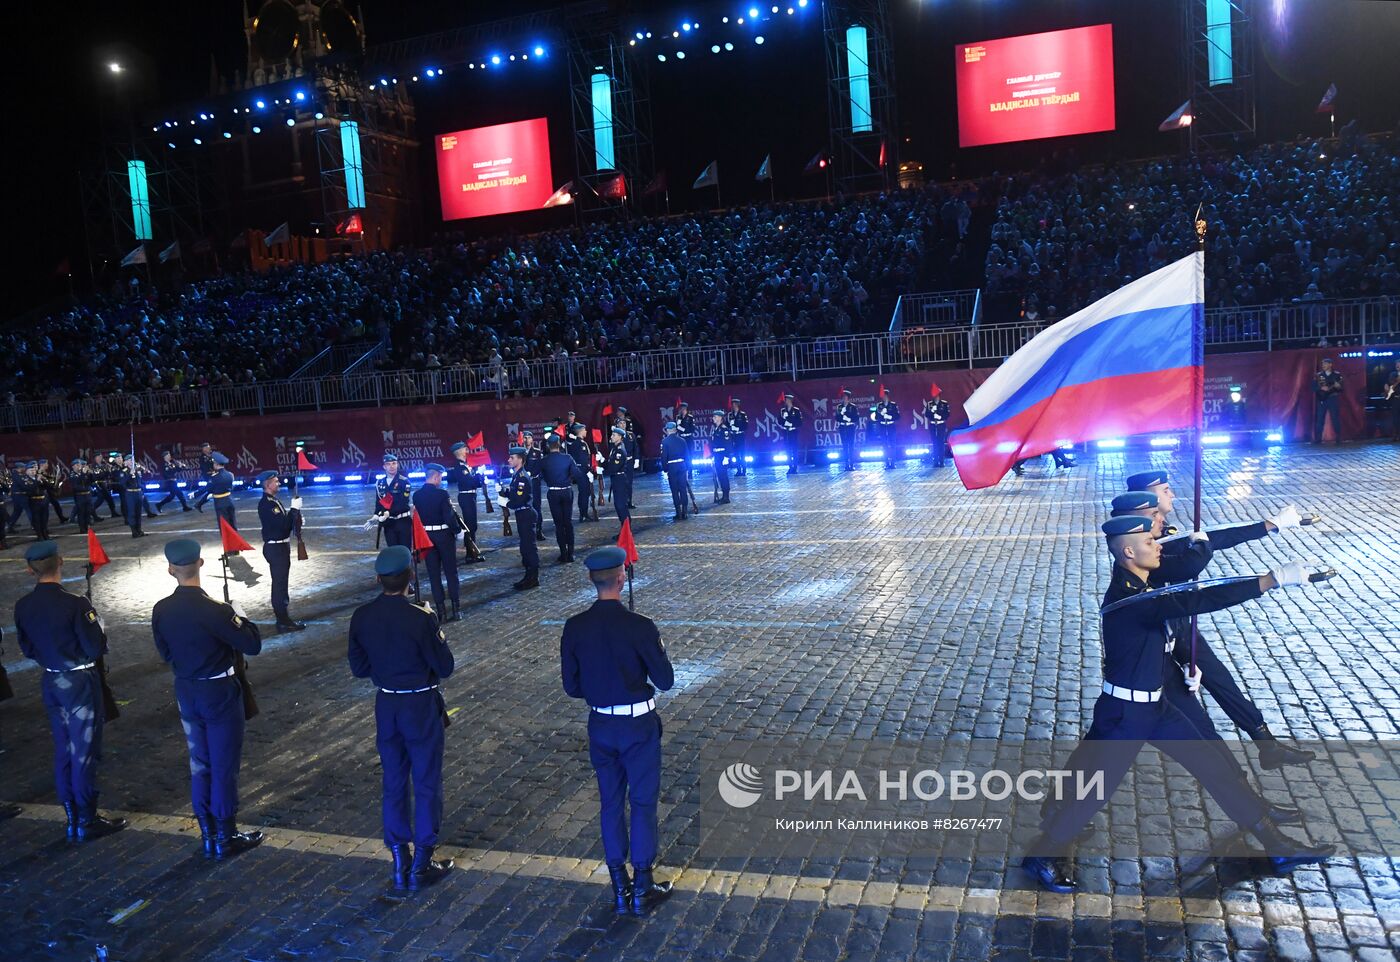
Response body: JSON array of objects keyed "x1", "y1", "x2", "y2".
[
  {"x1": 294, "y1": 443, "x2": 315, "y2": 560},
  {"x1": 85, "y1": 530, "x2": 120, "y2": 720},
  {"x1": 410, "y1": 508, "x2": 434, "y2": 606},
  {"x1": 218, "y1": 518, "x2": 255, "y2": 605},
  {"x1": 1189, "y1": 205, "x2": 1208, "y2": 676},
  {"x1": 617, "y1": 518, "x2": 639, "y2": 611}
]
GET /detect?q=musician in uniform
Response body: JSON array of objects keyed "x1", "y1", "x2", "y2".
[
  {"x1": 15, "y1": 540, "x2": 127, "y2": 842},
  {"x1": 88, "y1": 452, "x2": 120, "y2": 519},
  {"x1": 709, "y1": 410, "x2": 736, "y2": 504},
  {"x1": 619, "y1": 406, "x2": 643, "y2": 477},
  {"x1": 675, "y1": 402, "x2": 696, "y2": 478},
  {"x1": 501, "y1": 446, "x2": 540, "y2": 591},
  {"x1": 120, "y1": 455, "x2": 154, "y2": 539},
  {"x1": 38, "y1": 458, "x2": 70, "y2": 524},
  {"x1": 372, "y1": 454, "x2": 412, "y2": 548},
  {"x1": 541, "y1": 437, "x2": 583, "y2": 563},
  {"x1": 1021, "y1": 515, "x2": 1332, "y2": 892},
  {"x1": 567, "y1": 424, "x2": 596, "y2": 522},
  {"x1": 192, "y1": 442, "x2": 217, "y2": 512},
  {"x1": 157, "y1": 449, "x2": 193, "y2": 512},
  {"x1": 8, "y1": 461, "x2": 38, "y2": 538},
  {"x1": 412, "y1": 464, "x2": 463, "y2": 621},
  {"x1": 69, "y1": 458, "x2": 97, "y2": 534},
  {"x1": 152, "y1": 538, "x2": 265, "y2": 860},
  {"x1": 661, "y1": 422, "x2": 689, "y2": 521},
  {"x1": 835, "y1": 389, "x2": 860, "y2": 471},
  {"x1": 103, "y1": 452, "x2": 128, "y2": 519},
  {"x1": 348, "y1": 545, "x2": 456, "y2": 889},
  {"x1": 922, "y1": 389, "x2": 951, "y2": 468},
  {"x1": 870, "y1": 390, "x2": 900, "y2": 469},
  {"x1": 1312, "y1": 357, "x2": 1344, "y2": 444},
  {"x1": 207, "y1": 452, "x2": 236, "y2": 532},
  {"x1": 445, "y1": 442, "x2": 487, "y2": 561},
  {"x1": 604, "y1": 426, "x2": 633, "y2": 526},
  {"x1": 561, "y1": 546, "x2": 675, "y2": 916},
  {"x1": 777, "y1": 394, "x2": 804, "y2": 474},
  {"x1": 523, "y1": 431, "x2": 546, "y2": 543},
  {"x1": 255, "y1": 470, "x2": 306, "y2": 632},
  {"x1": 727, "y1": 398, "x2": 749, "y2": 476}
]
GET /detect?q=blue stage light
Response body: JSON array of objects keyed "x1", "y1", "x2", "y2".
[
  {"x1": 1201, "y1": 434, "x2": 1232, "y2": 445},
  {"x1": 683, "y1": 22, "x2": 691, "y2": 31},
  {"x1": 636, "y1": 31, "x2": 644, "y2": 39},
  {"x1": 904, "y1": 447, "x2": 930, "y2": 457},
  {"x1": 676, "y1": 50, "x2": 685, "y2": 58},
  {"x1": 490, "y1": 55, "x2": 501, "y2": 65},
  {"x1": 773, "y1": 453, "x2": 789, "y2": 464},
  {"x1": 749, "y1": 6, "x2": 759, "y2": 16},
  {"x1": 826, "y1": 451, "x2": 840, "y2": 460},
  {"x1": 657, "y1": 53, "x2": 667, "y2": 61},
  {"x1": 314, "y1": 111, "x2": 323, "y2": 120},
  {"x1": 295, "y1": 90, "x2": 306, "y2": 101},
  {"x1": 1096, "y1": 438, "x2": 1126, "y2": 449},
  {"x1": 712, "y1": 44, "x2": 721, "y2": 53},
  {"x1": 509, "y1": 54, "x2": 516, "y2": 61},
  {"x1": 255, "y1": 99, "x2": 266, "y2": 109},
  {"x1": 1149, "y1": 437, "x2": 1180, "y2": 448},
  {"x1": 425, "y1": 68, "x2": 435, "y2": 77},
  {"x1": 193, "y1": 137, "x2": 202, "y2": 145},
  {"x1": 534, "y1": 45, "x2": 545, "y2": 56},
  {"x1": 177, "y1": 482, "x2": 188, "y2": 488},
  {"x1": 744, "y1": 455, "x2": 754, "y2": 463},
  {"x1": 799, "y1": 0, "x2": 808, "y2": 6},
  {"x1": 725, "y1": 42, "x2": 734, "y2": 50},
  {"x1": 167, "y1": 142, "x2": 177, "y2": 149},
  {"x1": 1265, "y1": 432, "x2": 1284, "y2": 443},
  {"x1": 252, "y1": 126, "x2": 261, "y2": 134},
  {"x1": 222, "y1": 131, "x2": 232, "y2": 139},
  {"x1": 344, "y1": 474, "x2": 364, "y2": 482},
  {"x1": 312, "y1": 474, "x2": 332, "y2": 483},
  {"x1": 755, "y1": 35, "x2": 765, "y2": 44},
  {"x1": 860, "y1": 449, "x2": 884, "y2": 459}
]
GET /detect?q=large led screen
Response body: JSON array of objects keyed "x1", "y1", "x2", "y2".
[
  {"x1": 955, "y1": 25, "x2": 1115, "y2": 148},
  {"x1": 435, "y1": 118, "x2": 553, "y2": 220}
]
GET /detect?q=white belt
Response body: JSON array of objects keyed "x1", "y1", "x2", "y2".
[
  {"x1": 45, "y1": 662, "x2": 97, "y2": 673},
  {"x1": 1102, "y1": 682, "x2": 1162, "y2": 703},
  {"x1": 201, "y1": 667, "x2": 236, "y2": 680},
  {"x1": 423, "y1": 524, "x2": 449, "y2": 531},
  {"x1": 380, "y1": 684, "x2": 438, "y2": 695},
  {"x1": 264, "y1": 538, "x2": 290, "y2": 544},
  {"x1": 547, "y1": 486, "x2": 572, "y2": 491},
  {"x1": 388, "y1": 511, "x2": 411, "y2": 520},
  {"x1": 591, "y1": 698, "x2": 656, "y2": 717}
]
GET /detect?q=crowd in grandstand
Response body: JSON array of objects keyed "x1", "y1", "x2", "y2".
[{"x1": 3, "y1": 132, "x2": 1397, "y2": 403}]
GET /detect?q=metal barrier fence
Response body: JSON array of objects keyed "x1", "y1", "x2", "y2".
[
  {"x1": 8, "y1": 295, "x2": 1397, "y2": 432},
  {"x1": 889, "y1": 289, "x2": 981, "y2": 333}
]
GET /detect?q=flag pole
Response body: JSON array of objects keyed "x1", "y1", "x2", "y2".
[
  {"x1": 1190, "y1": 205, "x2": 1208, "y2": 676},
  {"x1": 220, "y1": 550, "x2": 233, "y2": 605},
  {"x1": 626, "y1": 562, "x2": 634, "y2": 611}
]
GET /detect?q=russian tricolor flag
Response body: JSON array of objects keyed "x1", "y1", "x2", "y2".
[{"x1": 952, "y1": 252, "x2": 1204, "y2": 490}]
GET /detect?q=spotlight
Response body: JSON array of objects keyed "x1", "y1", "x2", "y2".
[
  {"x1": 676, "y1": 50, "x2": 685, "y2": 58},
  {"x1": 657, "y1": 53, "x2": 667, "y2": 61},
  {"x1": 314, "y1": 111, "x2": 324, "y2": 120},
  {"x1": 286, "y1": 116, "x2": 295, "y2": 126},
  {"x1": 1096, "y1": 438, "x2": 1125, "y2": 449},
  {"x1": 749, "y1": 6, "x2": 759, "y2": 16},
  {"x1": 491, "y1": 55, "x2": 501, "y2": 65},
  {"x1": 1265, "y1": 431, "x2": 1284, "y2": 443},
  {"x1": 737, "y1": 17, "x2": 744, "y2": 24},
  {"x1": 294, "y1": 90, "x2": 306, "y2": 101},
  {"x1": 630, "y1": 39, "x2": 636, "y2": 46},
  {"x1": 722, "y1": 16, "x2": 729, "y2": 22},
  {"x1": 787, "y1": 6, "x2": 794, "y2": 12},
  {"x1": 411, "y1": 75, "x2": 419, "y2": 82},
  {"x1": 469, "y1": 63, "x2": 475, "y2": 68},
  {"x1": 534, "y1": 45, "x2": 545, "y2": 56},
  {"x1": 256, "y1": 99, "x2": 266, "y2": 109},
  {"x1": 1201, "y1": 434, "x2": 1232, "y2": 445},
  {"x1": 682, "y1": 22, "x2": 691, "y2": 31},
  {"x1": 425, "y1": 68, "x2": 436, "y2": 77},
  {"x1": 165, "y1": 121, "x2": 173, "y2": 127},
  {"x1": 755, "y1": 35, "x2": 765, "y2": 44},
  {"x1": 724, "y1": 42, "x2": 734, "y2": 50},
  {"x1": 711, "y1": 44, "x2": 721, "y2": 53},
  {"x1": 252, "y1": 125, "x2": 261, "y2": 134},
  {"x1": 520, "y1": 54, "x2": 527, "y2": 60},
  {"x1": 222, "y1": 131, "x2": 232, "y2": 139},
  {"x1": 636, "y1": 31, "x2": 644, "y2": 39},
  {"x1": 672, "y1": 30, "x2": 679, "y2": 37},
  {"x1": 799, "y1": 0, "x2": 807, "y2": 6},
  {"x1": 509, "y1": 54, "x2": 516, "y2": 61},
  {"x1": 193, "y1": 137, "x2": 202, "y2": 145},
  {"x1": 108, "y1": 62, "x2": 123, "y2": 74},
  {"x1": 167, "y1": 142, "x2": 176, "y2": 149},
  {"x1": 772, "y1": 4, "x2": 779, "y2": 12},
  {"x1": 646, "y1": 31, "x2": 653, "y2": 37},
  {"x1": 379, "y1": 78, "x2": 387, "y2": 86}
]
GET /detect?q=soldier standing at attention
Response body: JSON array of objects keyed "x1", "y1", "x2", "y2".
[
  {"x1": 661, "y1": 422, "x2": 689, "y2": 521},
  {"x1": 207, "y1": 452, "x2": 236, "y2": 532},
  {"x1": 372, "y1": 454, "x2": 412, "y2": 548},
  {"x1": 675, "y1": 402, "x2": 696, "y2": 479},
  {"x1": 604, "y1": 426, "x2": 633, "y2": 526},
  {"x1": 412, "y1": 464, "x2": 463, "y2": 622},
  {"x1": 871, "y1": 389, "x2": 901, "y2": 470},
  {"x1": 523, "y1": 431, "x2": 546, "y2": 543},
  {"x1": 541, "y1": 437, "x2": 583, "y2": 563},
  {"x1": 255, "y1": 470, "x2": 306, "y2": 632},
  {"x1": 727, "y1": 398, "x2": 749, "y2": 476},
  {"x1": 501, "y1": 446, "x2": 540, "y2": 591},
  {"x1": 15, "y1": 541, "x2": 127, "y2": 842},
  {"x1": 835, "y1": 389, "x2": 860, "y2": 471},
  {"x1": 567, "y1": 424, "x2": 596, "y2": 522},
  {"x1": 151, "y1": 539, "x2": 265, "y2": 860},
  {"x1": 1312, "y1": 357, "x2": 1344, "y2": 444},
  {"x1": 777, "y1": 394, "x2": 804, "y2": 475},
  {"x1": 348, "y1": 545, "x2": 456, "y2": 890},
  {"x1": 922, "y1": 388, "x2": 951, "y2": 468},
  {"x1": 709, "y1": 410, "x2": 736, "y2": 504},
  {"x1": 445, "y1": 442, "x2": 486, "y2": 560},
  {"x1": 561, "y1": 546, "x2": 675, "y2": 916}
]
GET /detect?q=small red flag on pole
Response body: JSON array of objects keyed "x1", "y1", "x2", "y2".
[
  {"x1": 296, "y1": 451, "x2": 317, "y2": 472},
  {"x1": 466, "y1": 430, "x2": 484, "y2": 449},
  {"x1": 378, "y1": 493, "x2": 394, "y2": 511},
  {"x1": 219, "y1": 518, "x2": 254, "y2": 554},
  {"x1": 602, "y1": 403, "x2": 614, "y2": 417},
  {"x1": 617, "y1": 518, "x2": 639, "y2": 567},
  {"x1": 591, "y1": 428, "x2": 603, "y2": 444},
  {"x1": 516, "y1": 430, "x2": 525, "y2": 446},
  {"x1": 554, "y1": 423, "x2": 567, "y2": 438},
  {"x1": 87, "y1": 529, "x2": 110, "y2": 574},
  {"x1": 930, "y1": 383, "x2": 942, "y2": 398},
  {"x1": 776, "y1": 389, "x2": 786, "y2": 405},
  {"x1": 465, "y1": 447, "x2": 492, "y2": 468},
  {"x1": 410, "y1": 508, "x2": 435, "y2": 553}
]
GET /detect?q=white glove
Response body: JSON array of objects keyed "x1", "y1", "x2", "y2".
[
  {"x1": 290, "y1": 497, "x2": 303, "y2": 511},
  {"x1": 633, "y1": 459, "x2": 641, "y2": 469},
  {"x1": 594, "y1": 467, "x2": 603, "y2": 477},
  {"x1": 229, "y1": 602, "x2": 249, "y2": 621},
  {"x1": 496, "y1": 495, "x2": 509, "y2": 508},
  {"x1": 1269, "y1": 504, "x2": 1301, "y2": 530},
  {"x1": 1189, "y1": 530, "x2": 1209, "y2": 543},
  {"x1": 361, "y1": 515, "x2": 381, "y2": 531},
  {"x1": 1184, "y1": 665, "x2": 1202, "y2": 692},
  {"x1": 1270, "y1": 561, "x2": 1309, "y2": 587}
]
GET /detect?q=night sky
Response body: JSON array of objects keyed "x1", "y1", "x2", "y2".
[{"x1": 10, "y1": 0, "x2": 1398, "y2": 316}]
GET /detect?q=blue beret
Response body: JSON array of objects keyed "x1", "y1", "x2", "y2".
[
  {"x1": 665, "y1": 421, "x2": 677, "y2": 431},
  {"x1": 71, "y1": 458, "x2": 86, "y2": 465},
  {"x1": 585, "y1": 546, "x2": 628, "y2": 571},
  {"x1": 374, "y1": 545, "x2": 413, "y2": 576},
  {"x1": 450, "y1": 441, "x2": 467, "y2": 452},
  {"x1": 1111, "y1": 491, "x2": 1158, "y2": 515},
  {"x1": 1102, "y1": 516, "x2": 1153, "y2": 537},
  {"x1": 382, "y1": 453, "x2": 398, "y2": 463},
  {"x1": 425, "y1": 463, "x2": 446, "y2": 474},
  {"x1": 38, "y1": 458, "x2": 48, "y2": 464},
  {"x1": 617, "y1": 406, "x2": 627, "y2": 413},
  {"x1": 1125, "y1": 470, "x2": 1168, "y2": 490},
  {"x1": 25, "y1": 540, "x2": 59, "y2": 564},
  {"x1": 255, "y1": 470, "x2": 278, "y2": 484},
  {"x1": 611, "y1": 425, "x2": 626, "y2": 436},
  {"x1": 508, "y1": 446, "x2": 527, "y2": 456},
  {"x1": 211, "y1": 452, "x2": 229, "y2": 465},
  {"x1": 164, "y1": 538, "x2": 202, "y2": 565}
]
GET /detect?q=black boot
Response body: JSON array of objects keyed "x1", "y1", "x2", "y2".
[
  {"x1": 275, "y1": 617, "x2": 307, "y2": 632},
  {"x1": 1021, "y1": 854, "x2": 1076, "y2": 893},
  {"x1": 390, "y1": 844, "x2": 412, "y2": 890},
  {"x1": 75, "y1": 811, "x2": 128, "y2": 842},
  {"x1": 62, "y1": 801, "x2": 78, "y2": 840},
  {"x1": 607, "y1": 864, "x2": 632, "y2": 914},
  {"x1": 0, "y1": 803, "x2": 22, "y2": 821},
  {"x1": 196, "y1": 815, "x2": 216, "y2": 858},
  {"x1": 1268, "y1": 803, "x2": 1303, "y2": 825},
  {"x1": 1250, "y1": 815, "x2": 1334, "y2": 873},
  {"x1": 408, "y1": 845, "x2": 453, "y2": 889},
  {"x1": 1253, "y1": 726, "x2": 1315, "y2": 769},
  {"x1": 513, "y1": 569, "x2": 540, "y2": 591},
  {"x1": 630, "y1": 866, "x2": 672, "y2": 916},
  {"x1": 446, "y1": 604, "x2": 461, "y2": 623},
  {"x1": 213, "y1": 818, "x2": 264, "y2": 860}
]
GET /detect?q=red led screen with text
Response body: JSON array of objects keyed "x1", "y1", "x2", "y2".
[
  {"x1": 435, "y1": 118, "x2": 553, "y2": 220},
  {"x1": 955, "y1": 24, "x2": 1115, "y2": 148}
]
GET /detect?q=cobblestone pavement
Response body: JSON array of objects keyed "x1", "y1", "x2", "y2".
[{"x1": 1, "y1": 442, "x2": 1398, "y2": 962}]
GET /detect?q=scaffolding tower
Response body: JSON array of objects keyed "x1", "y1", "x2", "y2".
[
  {"x1": 823, "y1": 0, "x2": 898, "y2": 194},
  {"x1": 1182, "y1": 0, "x2": 1256, "y2": 152}
]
